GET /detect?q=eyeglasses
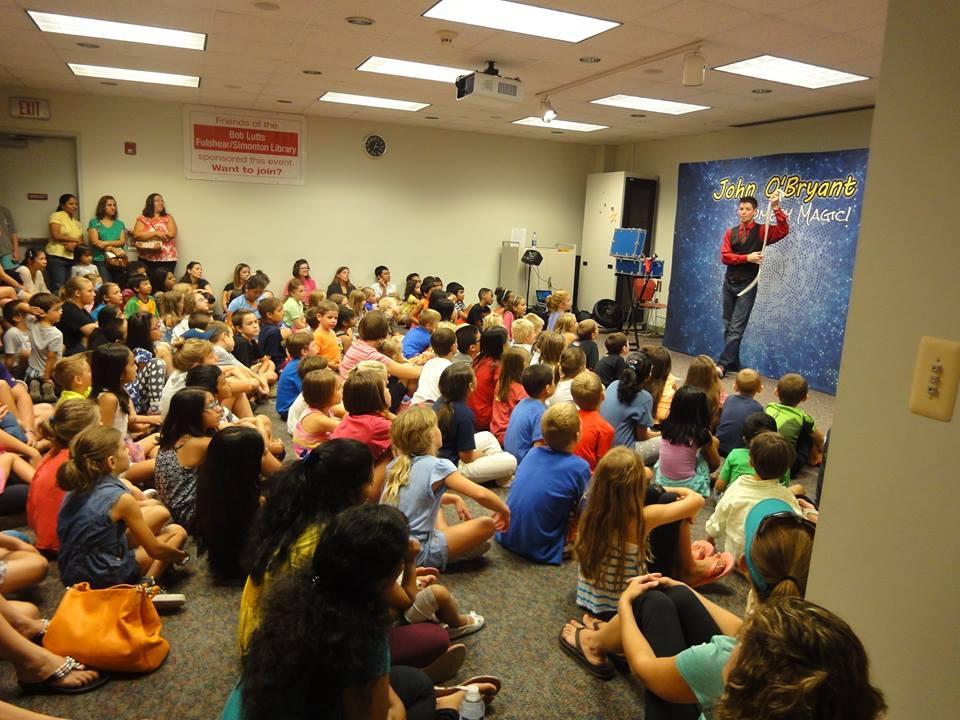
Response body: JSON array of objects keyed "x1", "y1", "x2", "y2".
[
  {"x1": 204, "y1": 400, "x2": 221, "y2": 412},
  {"x1": 756, "y1": 510, "x2": 817, "y2": 538}
]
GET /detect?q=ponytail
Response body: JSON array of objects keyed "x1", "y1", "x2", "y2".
[
  {"x1": 386, "y1": 407, "x2": 439, "y2": 504},
  {"x1": 57, "y1": 426, "x2": 123, "y2": 492},
  {"x1": 617, "y1": 351, "x2": 653, "y2": 405},
  {"x1": 381, "y1": 454, "x2": 411, "y2": 506}
]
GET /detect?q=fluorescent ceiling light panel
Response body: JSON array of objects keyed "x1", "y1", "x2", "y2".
[
  {"x1": 358, "y1": 56, "x2": 470, "y2": 83},
  {"x1": 423, "y1": 0, "x2": 619, "y2": 43},
  {"x1": 28, "y1": 11, "x2": 206, "y2": 51},
  {"x1": 513, "y1": 117, "x2": 607, "y2": 132},
  {"x1": 318, "y1": 92, "x2": 429, "y2": 112},
  {"x1": 68, "y1": 63, "x2": 200, "y2": 87},
  {"x1": 591, "y1": 95, "x2": 709, "y2": 115},
  {"x1": 713, "y1": 54, "x2": 869, "y2": 89}
]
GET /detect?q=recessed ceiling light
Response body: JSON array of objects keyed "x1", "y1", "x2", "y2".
[
  {"x1": 513, "y1": 117, "x2": 607, "y2": 132},
  {"x1": 579, "y1": 56, "x2": 601, "y2": 64},
  {"x1": 424, "y1": 0, "x2": 620, "y2": 43},
  {"x1": 68, "y1": 63, "x2": 200, "y2": 87},
  {"x1": 591, "y1": 94, "x2": 709, "y2": 115},
  {"x1": 752, "y1": 88, "x2": 772, "y2": 94},
  {"x1": 225, "y1": 84, "x2": 242, "y2": 89},
  {"x1": 76, "y1": 42, "x2": 99, "y2": 49},
  {"x1": 425, "y1": 115, "x2": 440, "y2": 120},
  {"x1": 302, "y1": 69, "x2": 323, "y2": 75},
  {"x1": 276, "y1": 99, "x2": 293, "y2": 103},
  {"x1": 27, "y1": 11, "x2": 206, "y2": 50},
  {"x1": 345, "y1": 16, "x2": 375, "y2": 26},
  {"x1": 100, "y1": 81, "x2": 118, "y2": 86},
  {"x1": 318, "y1": 91, "x2": 429, "y2": 112},
  {"x1": 253, "y1": 2, "x2": 281, "y2": 11},
  {"x1": 630, "y1": 113, "x2": 646, "y2": 118},
  {"x1": 358, "y1": 56, "x2": 470, "y2": 83},
  {"x1": 714, "y1": 54, "x2": 868, "y2": 89},
  {"x1": 642, "y1": 68, "x2": 663, "y2": 75}
]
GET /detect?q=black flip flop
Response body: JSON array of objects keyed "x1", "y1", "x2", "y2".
[
  {"x1": 558, "y1": 624, "x2": 615, "y2": 680},
  {"x1": 20, "y1": 656, "x2": 110, "y2": 695}
]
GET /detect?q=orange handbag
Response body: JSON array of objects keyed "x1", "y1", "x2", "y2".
[{"x1": 42, "y1": 582, "x2": 170, "y2": 672}]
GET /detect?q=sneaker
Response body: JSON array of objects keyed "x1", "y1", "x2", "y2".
[
  {"x1": 28, "y1": 379, "x2": 41, "y2": 404},
  {"x1": 40, "y1": 381, "x2": 57, "y2": 403},
  {"x1": 447, "y1": 611, "x2": 485, "y2": 640}
]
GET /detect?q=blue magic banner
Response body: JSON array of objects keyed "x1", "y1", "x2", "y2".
[{"x1": 663, "y1": 149, "x2": 869, "y2": 394}]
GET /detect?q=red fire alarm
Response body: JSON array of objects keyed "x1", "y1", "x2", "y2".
[{"x1": 124, "y1": 142, "x2": 137, "y2": 155}]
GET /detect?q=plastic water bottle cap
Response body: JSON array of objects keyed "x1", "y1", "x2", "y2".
[{"x1": 465, "y1": 685, "x2": 482, "y2": 702}]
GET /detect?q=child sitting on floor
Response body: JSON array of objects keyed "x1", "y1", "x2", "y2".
[
  {"x1": 503, "y1": 363, "x2": 555, "y2": 464},
  {"x1": 706, "y1": 431, "x2": 817, "y2": 561},
  {"x1": 573, "y1": 319, "x2": 600, "y2": 370},
  {"x1": 3, "y1": 301, "x2": 31, "y2": 379},
  {"x1": 291, "y1": 368, "x2": 341, "y2": 459},
  {"x1": 571, "y1": 371, "x2": 614, "y2": 472},
  {"x1": 654, "y1": 385, "x2": 722, "y2": 498},
  {"x1": 57, "y1": 425, "x2": 187, "y2": 589},
  {"x1": 381, "y1": 406, "x2": 510, "y2": 569},
  {"x1": 510, "y1": 318, "x2": 535, "y2": 355},
  {"x1": 275, "y1": 331, "x2": 317, "y2": 420},
  {"x1": 53, "y1": 353, "x2": 91, "y2": 405},
  {"x1": 402, "y1": 308, "x2": 438, "y2": 359},
  {"x1": 554, "y1": 313, "x2": 578, "y2": 346},
  {"x1": 410, "y1": 327, "x2": 456, "y2": 405},
  {"x1": 231, "y1": 310, "x2": 278, "y2": 386},
  {"x1": 765, "y1": 372, "x2": 825, "y2": 470},
  {"x1": 683, "y1": 354, "x2": 727, "y2": 431},
  {"x1": 282, "y1": 278, "x2": 307, "y2": 331},
  {"x1": 641, "y1": 345, "x2": 679, "y2": 425},
  {"x1": 594, "y1": 332, "x2": 628, "y2": 387},
  {"x1": 548, "y1": 346, "x2": 587, "y2": 406},
  {"x1": 310, "y1": 300, "x2": 341, "y2": 369},
  {"x1": 257, "y1": 297, "x2": 287, "y2": 368},
  {"x1": 716, "y1": 368, "x2": 763, "y2": 456},
  {"x1": 497, "y1": 403, "x2": 590, "y2": 565},
  {"x1": 284, "y1": 355, "x2": 330, "y2": 435},
  {"x1": 490, "y1": 346, "x2": 529, "y2": 444}
]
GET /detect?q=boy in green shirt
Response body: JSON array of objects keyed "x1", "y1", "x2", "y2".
[
  {"x1": 765, "y1": 373, "x2": 825, "y2": 468},
  {"x1": 716, "y1": 412, "x2": 803, "y2": 496}
]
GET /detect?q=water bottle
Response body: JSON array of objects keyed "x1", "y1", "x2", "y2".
[
  {"x1": 459, "y1": 684, "x2": 485, "y2": 719},
  {"x1": 531, "y1": 231, "x2": 537, "y2": 247}
]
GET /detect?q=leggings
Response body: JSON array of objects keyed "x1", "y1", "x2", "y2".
[
  {"x1": 646, "y1": 485, "x2": 681, "y2": 578},
  {"x1": 388, "y1": 622, "x2": 449, "y2": 669},
  {"x1": 633, "y1": 585, "x2": 721, "y2": 720},
  {"x1": 0, "y1": 482, "x2": 29, "y2": 516},
  {"x1": 390, "y1": 666, "x2": 461, "y2": 720}
]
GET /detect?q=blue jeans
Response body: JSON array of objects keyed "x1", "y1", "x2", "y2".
[
  {"x1": 717, "y1": 277, "x2": 757, "y2": 372},
  {"x1": 46, "y1": 255, "x2": 73, "y2": 292}
]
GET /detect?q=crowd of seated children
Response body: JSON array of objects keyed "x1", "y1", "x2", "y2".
[
  {"x1": 497, "y1": 403, "x2": 590, "y2": 565},
  {"x1": 434, "y1": 363, "x2": 517, "y2": 487},
  {"x1": 548, "y1": 346, "x2": 587, "y2": 407},
  {"x1": 383, "y1": 406, "x2": 510, "y2": 569}
]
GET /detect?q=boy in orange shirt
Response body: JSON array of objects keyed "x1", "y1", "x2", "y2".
[
  {"x1": 311, "y1": 299, "x2": 341, "y2": 370},
  {"x1": 571, "y1": 371, "x2": 614, "y2": 472}
]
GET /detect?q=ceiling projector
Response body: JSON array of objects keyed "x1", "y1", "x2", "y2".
[{"x1": 456, "y1": 61, "x2": 524, "y2": 105}]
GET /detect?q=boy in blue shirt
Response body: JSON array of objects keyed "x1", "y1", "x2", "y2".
[
  {"x1": 716, "y1": 368, "x2": 763, "y2": 456},
  {"x1": 503, "y1": 363, "x2": 555, "y2": 464},
  {"x1": 402, "y1": 308, "x2": 438, "y2": 359},
  {"x1": 275, "y1": 330, "x2": 315, "y2": 420},
  {"x1": 257, "y1": 297, "x2": 287, "y2": 369},
  {"x1": 497, "y1": 402, "x2": 591, "y2": 565}
]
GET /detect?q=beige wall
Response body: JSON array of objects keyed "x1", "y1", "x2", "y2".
[
  {"x1": 612, "y1": 109, "x2": 873, "y2": 304},
  {"x1": 0, "y1": 88, "x2": 601, "y2": 299},
  {"x1": 805, "y1": 0, "x2": 960, "y2": 717}
]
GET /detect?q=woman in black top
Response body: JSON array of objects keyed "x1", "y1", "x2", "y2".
[
  {"x1": 57, "y1": 276, "x2": 98, "y2": 355},
  {"x1": 325, "y1": 265, "x2": 356, "y2": 298}
]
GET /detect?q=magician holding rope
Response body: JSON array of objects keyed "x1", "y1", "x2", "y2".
[{"x1": 715, "y1": 192, "x2": 789, "y2": 377}]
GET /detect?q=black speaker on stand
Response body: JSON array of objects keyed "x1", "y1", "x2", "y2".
[{"x1": 520, "y1": 248, "x2": 543, "y2": 308}]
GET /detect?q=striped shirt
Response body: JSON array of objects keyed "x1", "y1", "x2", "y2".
[{"x1": 576, "y1": 541, "x2": 650, "y2": 615}]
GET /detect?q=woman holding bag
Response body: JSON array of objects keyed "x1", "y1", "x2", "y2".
[{"x1": 56, "y1": 425, "x2": 188, "y2": 590}]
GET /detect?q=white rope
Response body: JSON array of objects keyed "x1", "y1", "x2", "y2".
[{"x1": 737, "y1": 190, "x2": 781, "y2": 298}]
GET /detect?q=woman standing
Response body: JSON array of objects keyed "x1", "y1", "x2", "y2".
[
  {"x1": 87, "y1": 195, "x2": 127, "y2": 283},
  {"x1": 325, "y1": 265, "x2": 356, "y2": 298},
  {"x1": 46, "y1": 193, "x2": 83, "y2": 290},
  {"x1": 133, "y1": 193, "x2": 178, "y2": 277},
  {"x1": 286, "y1": 259, "x2": 316, "y2": 296}
]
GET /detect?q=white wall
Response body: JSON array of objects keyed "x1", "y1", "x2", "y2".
[
  {"x1": 0, "y1": 134, "x2": 77, "y2": 240},
  {"x1": 805, "y1": 1, "x2": 960, "y2": 716},
  {"x1": 0, "y1": 88, "x2": 600, "y2": 299},
  {"x1": 611, "y1": 110, "x2": 873, "y2": 304}
]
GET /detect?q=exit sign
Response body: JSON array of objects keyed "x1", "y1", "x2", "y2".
[{"x1": 10, "y1": 97, "x2": 50, "y2": 120}]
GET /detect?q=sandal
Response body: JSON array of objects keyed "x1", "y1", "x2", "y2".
[
  {"x1": 580, "y1": 616, "x2": 629, "y2": 671},
  {"x1": 19, "y1": 656, "x2": 110, "y2": 695},
  {"x1": 31, "y1": 619, "x2": 50, "y2": 645},
  {"x1": 447, "y1": 611, "x2": 485, "y2": 640},
  {"x1": 558, "y1": 622, "x2": 615, "y2": 680},
  {"x1": 689, "y1": 551, "x2": 735, "y2": 588},
  {"x1": 421, "y1": 642, "x2": 466, "y2": 683}
]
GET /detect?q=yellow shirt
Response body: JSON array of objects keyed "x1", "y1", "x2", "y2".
[
  {"x1": 236, "y1": 523, "x2": 321, "y2": 655},
  {"x1": 47, "y1": 211, "x2": 83, "y2": 259},
  {"x1": 56, "y1": 387, "x2": 92, "y2": 407}
]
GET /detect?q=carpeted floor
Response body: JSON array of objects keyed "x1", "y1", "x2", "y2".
[{"x1": 0, "y1": 342, "x2": 831, "y2": 719}]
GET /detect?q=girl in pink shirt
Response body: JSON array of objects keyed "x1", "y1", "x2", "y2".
[
  {"x1": 490, "y1": 347, "x2": 529, "y2": 443},
  {"x1": 654, "y1": 386, "x2": 722, "y2": 498}
]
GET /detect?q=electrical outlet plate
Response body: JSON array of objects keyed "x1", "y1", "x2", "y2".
[{"x1": 909, "y1": 336, "x2": 960, "y2": 422}]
